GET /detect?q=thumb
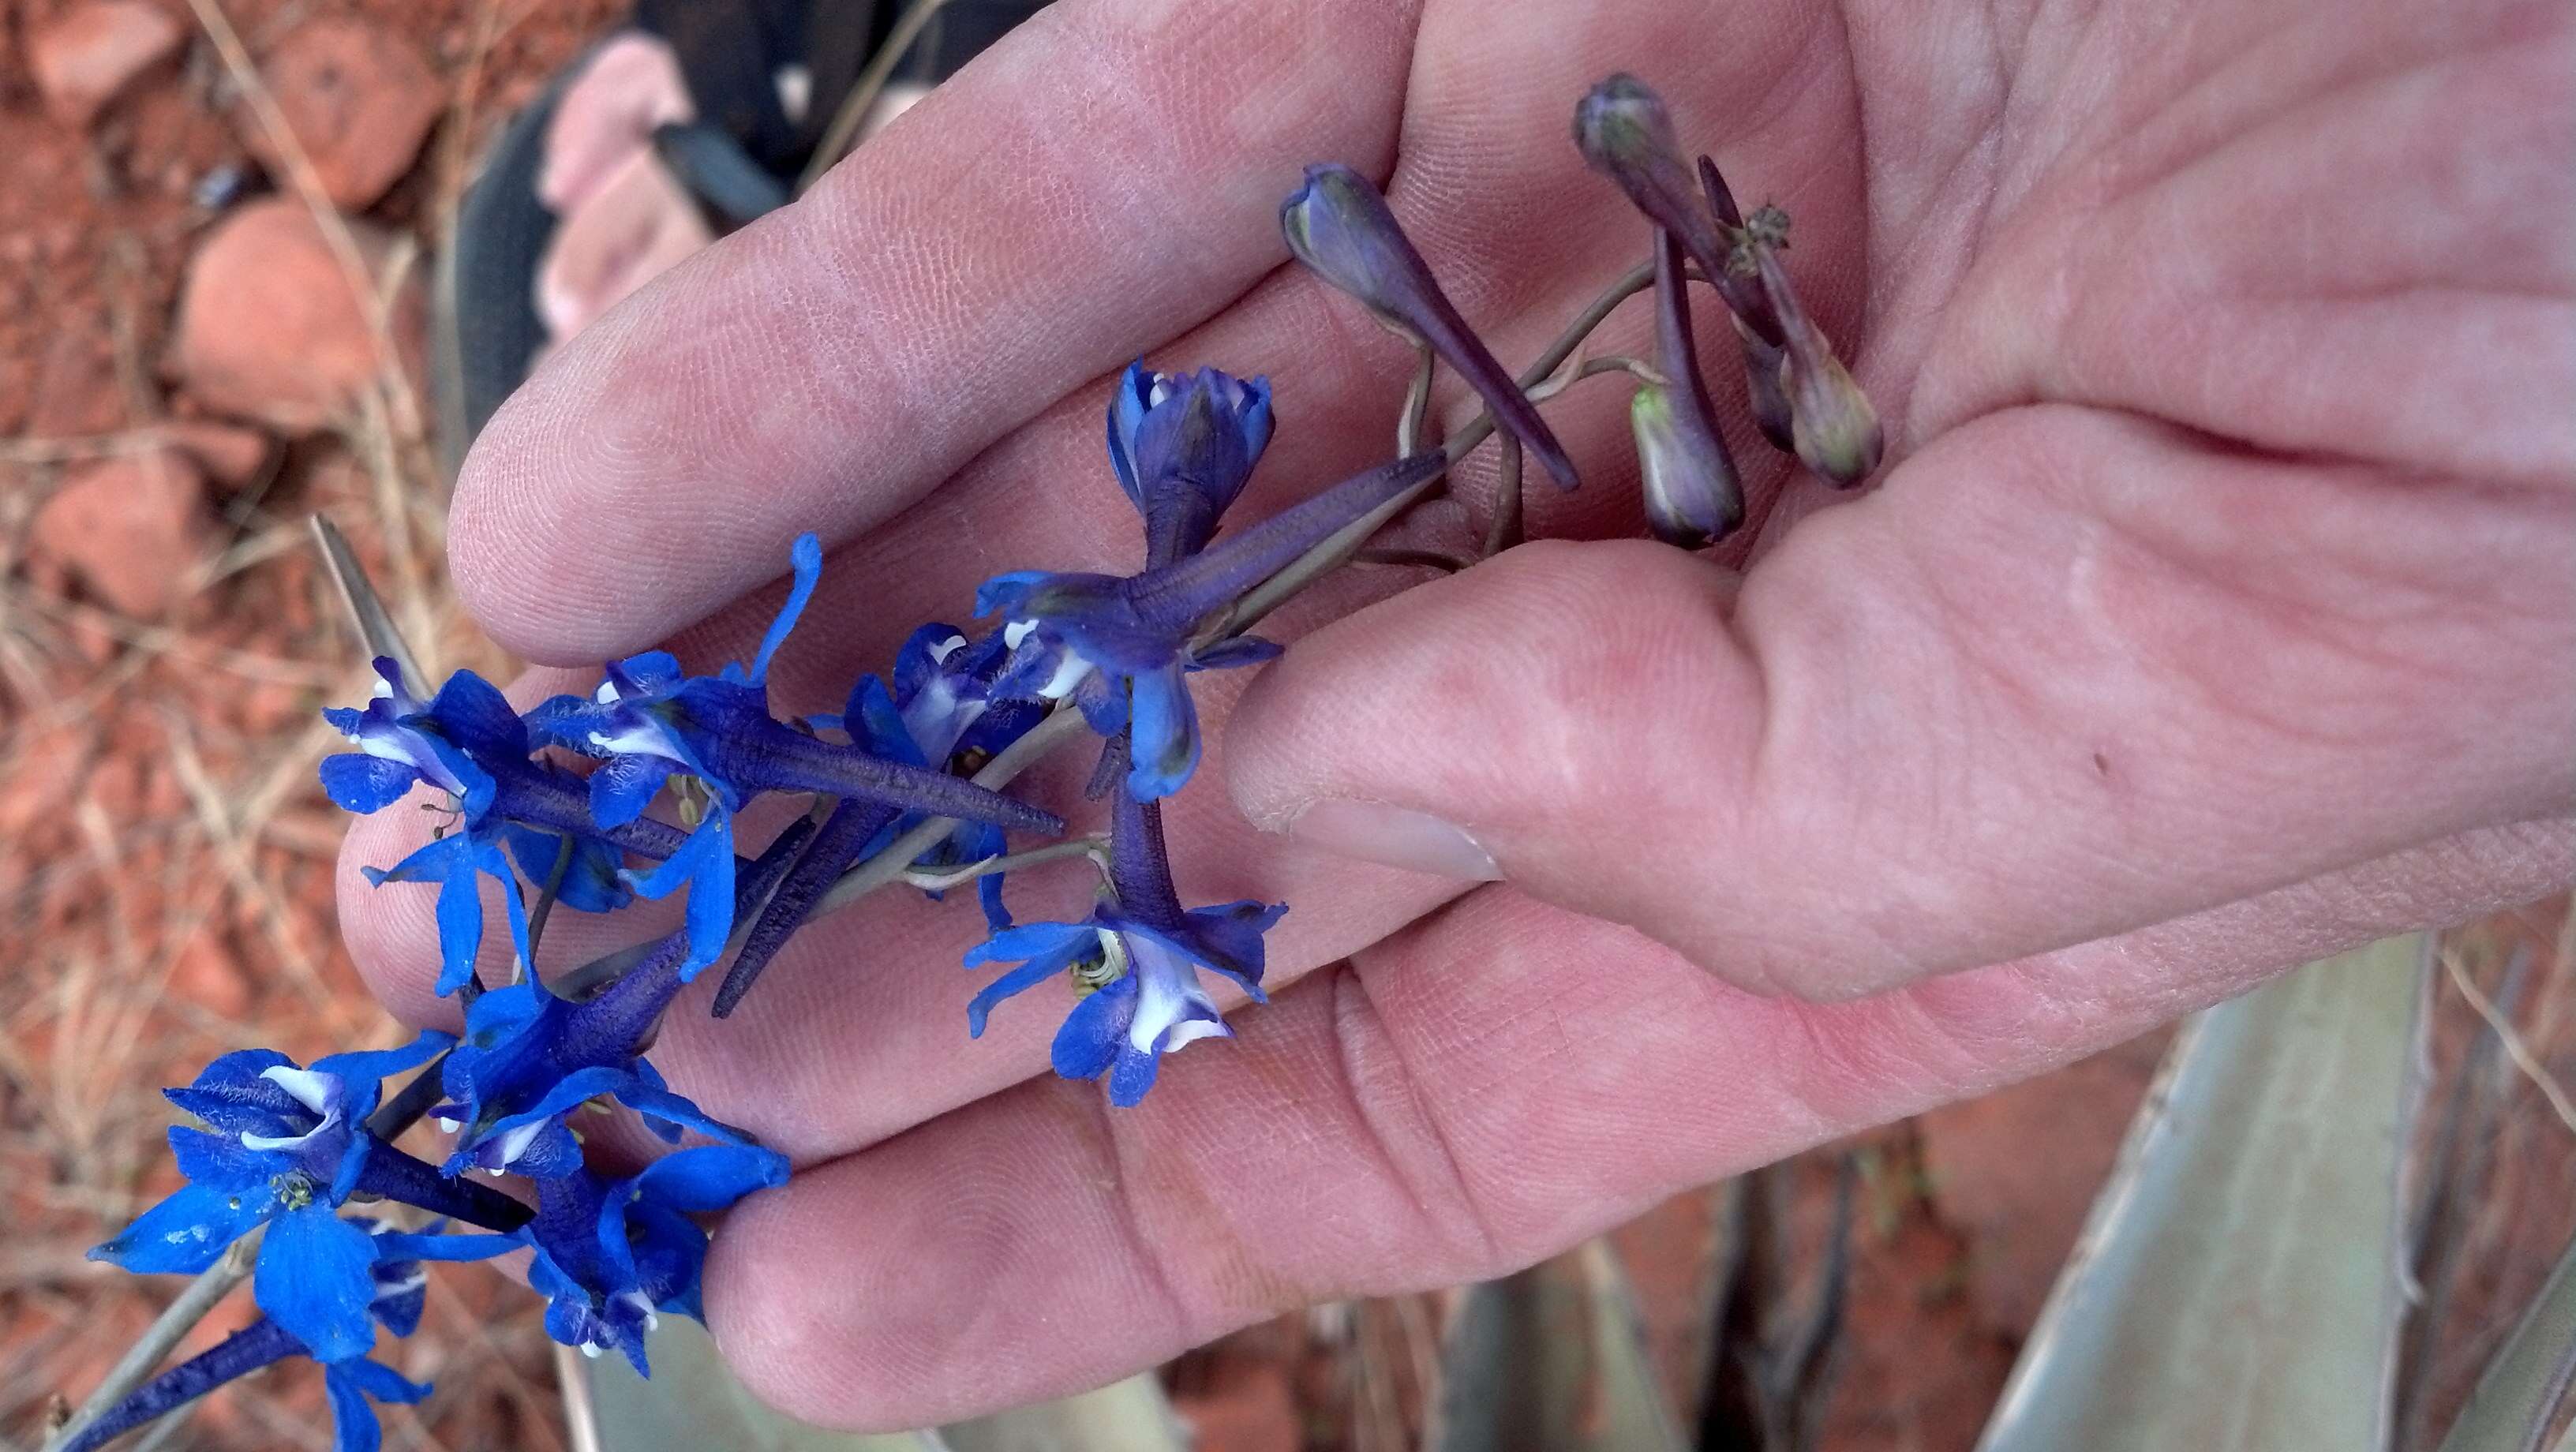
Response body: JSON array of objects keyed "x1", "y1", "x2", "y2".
[{"x1": 1222, "y1": 410, "x2": 2576, "y2": 1000}]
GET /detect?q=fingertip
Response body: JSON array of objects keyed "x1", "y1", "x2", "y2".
[{"x1": 447, "y1": 303, "x2": 698, "y2": 665}]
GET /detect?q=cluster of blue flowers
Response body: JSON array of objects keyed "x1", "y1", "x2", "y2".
[{"x1": 69, "y1": 73, "x2": 1876, "y2": 1451}]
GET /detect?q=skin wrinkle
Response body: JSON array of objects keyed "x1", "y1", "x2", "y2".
[{"x1": 1322, "y1": 959, "x2": 1503, "y2": 1268}]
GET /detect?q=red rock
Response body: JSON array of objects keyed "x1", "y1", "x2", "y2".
[
  {"x1": 162, "y1": 419, "x2": 276, "y2": 490},
  {"x1": 84, "y1": 751, "x2": 144, "y2": 821},
  {"x1": 245, "y1": 19, "x2": 445, "y2": 209},
  {"x1": 165, "y1": 199, "x2": 425, "y2": 433},
  {"x1": 0, "y1": 724, "x2": 93, "y2": 837},
  {"x1": 172, "y1": 930, "x2": 253, "y2": 1018},
  {"x1": 28, "y1": 446, "x2": 212, "y2": 617},
  {"x1": 1916, "y1": 1031, "x2": 2170, "y2": 1340},
  {"x1": 27, "y1": 1, "x2": 185, "y2": 130},
  {"x1": 27, "y1": 327, "x2": 122, "y2": 437}
]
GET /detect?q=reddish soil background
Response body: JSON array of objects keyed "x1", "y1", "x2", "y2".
[{"x1": 2, "y1": 4, "x2": 2568, "y2": 1449}]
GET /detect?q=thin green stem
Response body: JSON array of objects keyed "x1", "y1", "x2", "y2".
[
  {"x1": 902, "y1": 834, "x2": 1110, "y2": 892},
  {"x1": 1395, "y1": 341, "x2": 1436, "y2": 458},
  {"x1": 523, "y1": 832, "x2": 576, "y2": 968}
]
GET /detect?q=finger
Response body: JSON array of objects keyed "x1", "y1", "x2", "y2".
[
  {"x1": 344, "y1": 0, "x2": 1870, "y2": 1149},
  {"x1": 705, "y1": 818, "x2": 2571, "y2": 1430},
  {"x1": 448, "y1": 0, "x2": 1425, "y2": 665},
  {"x1": 1222, "y1": 402, "x2": 2576, "y2": 998}
]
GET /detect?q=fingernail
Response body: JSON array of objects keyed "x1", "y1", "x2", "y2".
[{"x1": 1286, "y1": 799, "x2": 1501, "y2": 881}]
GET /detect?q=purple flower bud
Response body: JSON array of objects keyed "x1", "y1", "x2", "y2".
[
  {"x1": 1695, "y1": 153, "x2": 1798, "y2": 448},
  {"x1": 1280, "y1": 164, "x2": 1578, "y2": 489},
  {"x1": 1734, "y1": 318, "x2": 1798, "y2": 451},
  {"x1": 1632, "y1": 230, "x2": 1744, "y2": 549},
  {"x1": 1574, "y1": 76, "x2": 1780, "y2": 344},
  {"x1": 1752, "y1": 245, "x2": 1883, "y2": 487}
]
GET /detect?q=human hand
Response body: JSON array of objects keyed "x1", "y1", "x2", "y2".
[{"x1": 339, "y1": 0, "x2": 2574, "y2": 1428}]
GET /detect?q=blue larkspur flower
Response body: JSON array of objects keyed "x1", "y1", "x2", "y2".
[
  {"x1": 1281, "y1": 165, "x2": 1576, "y2": 489},
  {"x1": 1107, "y1": 361, "x2": 1275, "y2": 567},
  {"x1": 90, "y1": 1035, "x2": 527, "y2": 1363},
  {"x1": 432, "y1": 817, "x2": 816, "y2": 1174},
  {"x1": 65, "y1": 1220, "x2": 512, "y2": 1452},
  {"x1": 515, "y1": 1143, "x2": 788, "y2": 1374},
  {"x1": 965, "y1": 762, "x2": 1282, "y2": 1105},
  {"x1": 328, "y1": 659, "x2": 668, "y2": 997},
  {"x1": 529, "y1": 534, "x2": 1062, "y2": 978},
  {"x1": 982, "y1": 451, "x2": 1444, "y2": 800}
]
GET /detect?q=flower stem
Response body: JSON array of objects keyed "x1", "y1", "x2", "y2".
[
  {"x1": 39, "y1": 1235, "x2": 260, "y2": 1452},
  {"x1": 53, "y1": 1318, "x2": 301, "y2": 1452}
]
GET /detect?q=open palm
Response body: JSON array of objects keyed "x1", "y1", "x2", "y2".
[{"x1": 339, "y1": 0, "x2": 2574, "y2": 1427}]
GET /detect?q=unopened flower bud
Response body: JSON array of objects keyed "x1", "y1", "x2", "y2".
[
  {"x1": 1631, "y1": 230, "x2": 1743, "y2": 549},
  {"x1": 1733, "y1": 319, "x2": 1798, "y2": 451},
  {"x1": 1753, "y1": 246, "x2": 1881, "y2": 486},
  {"x1": 1281, "y1": 164, "x2": 1578, "y2": 489},
  {"x1": 1574, "y1": 76, "x2": 1778, "y2": 343}
]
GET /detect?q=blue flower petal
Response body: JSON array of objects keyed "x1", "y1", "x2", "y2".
[
  {"x1": 588, "y1": 754, "x2": 676, "y2": 829},
  {"x1": 311, "y1": 1030, "x2": 455, "y2": 1115},
  {"x1": 504, "y1": 826, "x2": 631, "y2": 914},
  {"x1": 1107, "y1": 1041, "x2": 1164, "y2": 1107},
  {"x1": 964, "y1": 919, "x2": 1095, "y2": 969},
  {"x1": 520, "y1": 694, "x2": 594, "y2": 752},
  {"x1": 1107, "y1": 360, "x2": 1152, "y2": 505},
  {"x1": 742, "y1": 533, "x2": 825, "y2": 685},
  {"x1": 90, "y1": 1181, "x2": 276, "y2": 1273},
  {"x1": 966, "y1": 934, "x2": 1092, "y2": 1038},
  {"x1": 426, "y1": 670, "x2": 528, "y2": 758},
  {"x1": 168, "y1": 1125, "x2": 280, "y2": 1194},
  {"x1": 1050, "y1": 975, "x2": 1134, "y2": 1083},
  {"x1": 166, "y1": 1049, "x2": 301, "y2": 1137},
  {"x1": 1125, "y1": 664, "x2": 1200, "y2": 800},
  {"x1": 610, "y1": 1080, "x2": 754, "y2": 1147},
  {"x1": 631, "y1": 1142, "x2": 790, "y2": 1215},
  {"x1": 321, "y1": 1364, "x2": 388, "y2": 1452},
  {"x1": 606, "y1": 651, "x2": 684, "y2": 697},
  {"x1": 317, "y1": 754, "x2": 424, "y2": 814},
  {"x1": 844, "y1": 674, "x2": 920, "y2": 765},
  {"x1": 254, "y1": 1207, "x2": 383, "y2": 1364},
  {"x1": 1174, "y1": 900, "x2": 1287, "y2": 997},
  {"x1": 622, "y1": 811, "x2": 735, "y2": 979}
]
